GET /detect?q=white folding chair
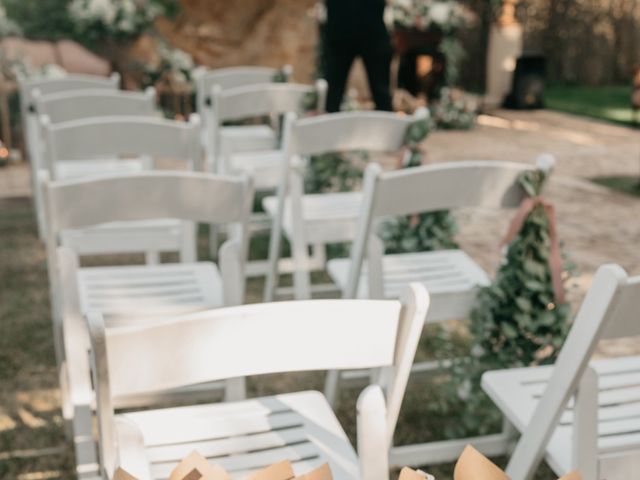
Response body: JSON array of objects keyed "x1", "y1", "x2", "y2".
[
  {"x1": 207, "y1": 80, "x2": 327, "y2": 268},
  {"x1": 87, "y1": 283, "x2": 429, "y2": 480},
  {"x1": 263, "y1": 110, "x2": 424, "y2": 302},
  {"x1": 325, "y1": 158, "x2": 553, "y2": 458},
  {"x1": 42, "y1": 115, "x2": 201, "y2": 264},
  {"x1": 482, "y1": 264, "x2": 640, "y2": 480},
  {"x1": 194, "y1": 65, "x2": 292, "y2": 164},
  {"x1": 19, "y1": 73, "x2": 120, "y2": 237},
  {"x1": 46, "y1": 172, "x2": 253, "y2": 477},
  {"x1": 32, "y1": 87, "x2": 158, "y2": 238}
]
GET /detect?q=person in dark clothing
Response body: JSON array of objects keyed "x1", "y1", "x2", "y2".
[{"x1": 323, "y1": 0, "x2": 393, "y2": 113}]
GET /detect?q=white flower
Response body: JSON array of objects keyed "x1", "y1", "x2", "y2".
[
  {"x1": 69, "y1": 0, "x2": 117, "y2": 25},
  {"x1": 39, "y1": 64, "x2": 68, "y2": 79},
  {"x1": 536, "y1": 153, "x2": 556, "y2": 173},
  {"x1": 456, "y1": 379, "x2": 472, "y2": 400},
  {"x1": 429, "y1": 2, "x2": 452, "y2": 25}
]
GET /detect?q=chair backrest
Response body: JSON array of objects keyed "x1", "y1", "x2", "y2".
[
  {"x1": 504, "y1": 264, "x2": 639, "y2": 478},
  {"x1": 285, "y1": 110, "x2": 419, "y2": 158},
  {"x1": 343, "y1": 157, "x2": 552, "y2": 299},
  {"x1": 88, "y1": 283, "x2": 429, "y2": 477},
  {"x1": 213, "y1": 80, "x2": 327, "y2": 122},
  {"x1": 44, "y1": 171, "x2": 252, "y2": 235},
  {"x1": 34, "y1": 87, "x2": 156, "y2": 124},
  {"x1": 20, "y1": 73, "x2": 120, "y2": 163},
  {"x1": 194, "y1": 65, "x2": 290, "y2": 116},
  {"x1": 20, "y1": 73, "x2": 121, "y2": 114},
  {"x1": 42, "y1": 115, "x2": 201, "y2": 178}
]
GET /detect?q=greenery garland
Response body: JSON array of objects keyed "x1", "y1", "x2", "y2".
[
  {"x1": 441, "y1": 167, "x2": 573, "y2": 437},
  {"x1": 380, "y1": 116, "x2": 459, "y2": 253}
]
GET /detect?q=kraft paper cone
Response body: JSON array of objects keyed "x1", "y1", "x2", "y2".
[
  {"x1": 246, "y1": 460, "x2": 296, "y2": 480},
  {"x1": 453, "y1": 445, "x2": 582, "y2": 480},
  {"x1": 454, "y1": 445, "x2": 509, "y2": 480},
  {"x1": 293, "y1": 463, "x2": 333, "y2": 480},
  {"x1": 558, "y1": 473, "x2": 581, "y2": 480},
  {"x1": 398, "y1": 466, "x2": 435, "y2": 480},
  {"x1": 113, "y1": 468, "x2": 138, "y2": 480},
  {"x1": 169, "y1": 451, "x2": 230, "y2": 480}
]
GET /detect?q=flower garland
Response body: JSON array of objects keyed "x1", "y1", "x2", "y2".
[
  {"x1": 380, "y1": 115, "x2": 459, "y2": 253},
  {"x1": 443, "y1": 164, "x2": 573, "y2": 437}
]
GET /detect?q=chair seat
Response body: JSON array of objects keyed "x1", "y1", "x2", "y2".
[
  {"x1": 327, "y1": 250, "x2": 490, "y2": 322},
  {"x1": 220, "y1": 125, "x2": 277, "y2": 153},
  {"x1": 116, "y1": 390, "x2": 360, "y2": 480},
  {"x1": 482, "y1": 355, "x2": 640, "y2": 476},
  {"x1": 56, "y1": 158, "x2": 149, "y2": 180},
  {"x1": 262, "y1": 192, "x2": 363, "y2": 244},
  {"x1": 230, "y1": 150, "x2": 283, "y2": 190},
  {"x1": 78, "y1": 262, "x2": 222, "y2": 325},
  {"x1": 61, "y1": 219, "x2": 190, "y2": 256}
]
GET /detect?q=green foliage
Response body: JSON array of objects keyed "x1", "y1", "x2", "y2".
[
  {"x1": 2, "y1": 0, "x2": 74, "y2": 41},
  {"x1": 305, "y1": 151, "x2": 367, "y2": 194},
  {"x1": 381, "y1": 115, "x2": 459, "y2": 253},
  {"x1": 444, "y1": 167, "x2": 573, "y2": 437}
]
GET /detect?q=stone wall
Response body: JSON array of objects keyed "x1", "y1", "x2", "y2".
[
  {"x1": 154, "y1": 0, "x2": 640, "y2": 90},
  {"x1": 156, "y1": 0, "x2": 319, "y2": 83}
]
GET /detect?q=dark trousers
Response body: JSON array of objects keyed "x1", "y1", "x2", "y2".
[{"x1": 323, "y1": 34, "x2": 393, "y2": 113}]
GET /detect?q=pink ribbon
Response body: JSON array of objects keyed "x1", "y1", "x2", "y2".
[{"x1": 501, "y1": 196, "x2": 566, "y2": 305}]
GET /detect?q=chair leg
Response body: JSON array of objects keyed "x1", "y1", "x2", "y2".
[
  {"x1": 291, "y1": 237, "x2": 312, "y2": 300},
  {"x1": 264, "y1": 216, "x2": 283, "y2": 302},
  {"x1": 209, "y1": 223, "x2": 219, "y2": 260},
  {"x1": 145, "y1": 251, "x2": 160, "y2": 265},
  {"x1": 324, "y1": 370, "x2": 342, "y2": 408},
  {"x1": 180, "y1": 222, "x2": 197, "y2": 263},
  {"x1": 225, "y1": 377, "x2": 247, "y2": 402}
]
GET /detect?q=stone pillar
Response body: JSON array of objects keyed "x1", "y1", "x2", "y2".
[{"x1": 484, "y1": 0, "x2": 523, "y2": 109}]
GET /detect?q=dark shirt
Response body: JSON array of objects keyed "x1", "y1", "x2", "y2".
[{"x1": 324, "y1": 0, "x2": 388, "y2": 39}]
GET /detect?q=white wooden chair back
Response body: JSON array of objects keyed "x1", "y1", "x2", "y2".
[
  {"x1": 44, "y1": 171, "x2": 252, "y2": 234},
  {"x1": 212, "y1": 81, "x2": 327, "y2": 174},
  {"x1": 34, "y1": 87, "x2": 156, "y2": 124},
  {"x1": 20, "y1": 73, "x2": 120, "y2": 116},
  {"x1": 42, "y1": 115, "x2": 201, "y2": 179},
  {"x1": 505, "y1": 264, "x2": 639, "y2": 479},
  {"x1": 88, "y1": 283, "x2": 429, "y2": 476},
  {"x1": 286, "y1": 110, "x2": 418, "y2": 158},
  {"x1": 194, "y1": 65, "x2": 289, "y2": 116},
  {"x1": 344, "y1": 159, "x2": 550, "y2": 299},
  {"x1": 214, "y1": 81, "x2": 327, "y2": 122},
  {"x1": 20, "y1": 73, "x2": 120, "y2": 160}
]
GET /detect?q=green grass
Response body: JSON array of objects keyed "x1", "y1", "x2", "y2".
[
  {"x1": 0, "y1": 197, "x2": 558, "y2": 480},
  {"x1": 592, "y1": 175, "x2": 640, "y2": 197},
  {"x1": 545, "y1": 85, "x2": 638, "y2": 126}
]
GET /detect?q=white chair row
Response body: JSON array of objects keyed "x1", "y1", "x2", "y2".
[{"x1": 29, "y1": 72, "x2": 640, "y2": 480}]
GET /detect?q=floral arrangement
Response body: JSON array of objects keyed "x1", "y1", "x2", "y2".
[
  {"x1": 430, "y1": 87, "x2": 478, "y2": 130},
  {"x1": 390, "y1": 0, "x2": 472, "y2": 34},
  {"x1": 139, "y1": 41, "x2": 195, "y2": 88},
  {"x1": 67, "y1": 0, "x2": 175, "y2": 43},
  {"x1": 444, "y1": 162, "x2": 574, "y2": 437}
]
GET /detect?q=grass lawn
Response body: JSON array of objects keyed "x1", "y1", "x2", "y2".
[
  {"x1": 592, "y1": 175, "x2": 640, "y2": 197},
  {"x1": 0, "y1": 197, "x2": 557, "y2": 480},
  {"x1": 545, "y1": 85, "x2": 638, "y2": 127}
]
